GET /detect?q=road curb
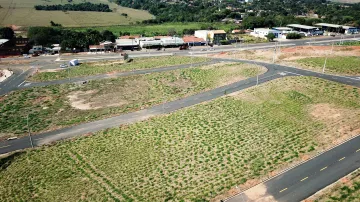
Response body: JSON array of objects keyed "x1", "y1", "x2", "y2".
[{"x1": 225, "y1": 133, "x2": 360, "y2": 201}]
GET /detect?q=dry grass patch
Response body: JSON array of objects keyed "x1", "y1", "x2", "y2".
[
  {"x1": 0, "y1": 62, "x2": 263, "y2": 138},
  {"x1": 0, "y1": 77, "x2": 359, "y2": 201}
]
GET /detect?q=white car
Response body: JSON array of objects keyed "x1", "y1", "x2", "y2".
[
  {"x1": 7, "y1": 136, "x2": 18, "y2": 141},
  {"x1": 60, "y1": 64, "x2": 68, "y2": 68}
]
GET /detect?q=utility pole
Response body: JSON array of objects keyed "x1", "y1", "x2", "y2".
[
  {"x1": 322, "y1": 42, "x2": 334, "y2": 73},
  {"x1": 272, "y1": 46, "x2": 277, "y2": 63},
  {"x1": 27, "y1": 114, "x2": 34, "y2": 148}
]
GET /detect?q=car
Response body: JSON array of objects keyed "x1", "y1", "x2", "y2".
[
  {"x1": 209, "y1": 48, "x2": 215, "y2": 51},
  {"x1": 7, "y1": 136, "x2": 18, "y2": 141},
  {"x1": 23, "y1": 55, "x2": 31, "y2": 59},
  {"x1": 201, "y1": 48, "x2": 207, "y2": 51},
  {"x1": 60, "y1": 64, "x2": 68, "y2": 68}
]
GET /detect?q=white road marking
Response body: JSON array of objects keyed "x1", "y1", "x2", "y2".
[
  {"x1": 283, "y1": 71, "x2": 303, "y2": 76},
  {"x1": 320, "y1": 166, "x2": 328, "y2": 171},
  {"x1": 0, "y1": 145, "x2": 10, "y2": 149},
  {"x1": 279, "y1": 188, "x2": 288, "y2": 193},
  {"x1": 300, "y1": 177, "x2": 309, "y2": 182},
  {"x1": 18, "y1": 81, "x2": 26, "y2": 87}
]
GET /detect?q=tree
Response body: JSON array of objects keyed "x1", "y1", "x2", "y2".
[
  {"x1": 286, "y1": 33, "x2": 301, "y2": 39},
  {"x1": 167, "y1": 28, "x2": 176, "y2": 36},
  {"x1": 0, "y1": 27, "x2": 15, "y2": 39},
  {"x1": 102, "y1": 30, "x2": 116, "y2": 42},
  {"x1": 266, "y1": 33, "x2": 276, "y2": 41}
]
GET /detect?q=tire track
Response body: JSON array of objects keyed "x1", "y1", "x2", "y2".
[{"x1": 67, "y1": 151, "x2": 124, "y2": 201}]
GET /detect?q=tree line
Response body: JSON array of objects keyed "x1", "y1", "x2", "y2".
[
  {"x1": 34, "y1": 2, "x2": 112, "y2": 12},
  {"x1": 113, "y1": 0, "x2": 360, "y2": 27},
  {"x1": 27, "y1": 27, "x2": 116, "y2": 51}
]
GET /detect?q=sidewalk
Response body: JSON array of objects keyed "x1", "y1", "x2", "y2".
[{"x1": 0, "y1": 69, "x2": 13, "y2": 82}]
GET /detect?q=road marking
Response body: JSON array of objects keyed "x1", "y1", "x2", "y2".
[
  {"x1": 356, "y1": 149, "x2": 360, "y2": 152},
  {"x1": 18, "y1": 80, "x2": 26, "y2": 87},
  {"x1": 35, "y1": 137, "x2": 43, "y2": 141},
  {"x1": 283, "y1": 71, "x2": 303, "y2": 76},
  {"x1": 0, "y1": 145, "x2": 10, "y2": 149},
  {"x1": 320, "y1": 166, "x2": 328, "y2": 171},
  {"x1": 300, "y1": 177, "x2": 308, "y2": 182},
  {"x1": 279, "y1": 188, "x2": 288, "y2": 193},
  {"x1": 338, "y1": 157, "x2": 346, "y2": 161}
]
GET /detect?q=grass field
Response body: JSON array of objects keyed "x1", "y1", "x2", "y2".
[
  {"x1": 0, "y1": 0, "x2": 154, "y2": 27},
  {"x1": 29, "y1": 56, "x2": 210, "y2": 82},
  {"x1": 0, "y1": 62, "x2": 265, "y2": 137},
  {"x1": 0, "y1": 77, "x2": 359, "y2": 201},
  {"x1": 311, "y1": 169, "x2": 360, "y2": 202},
  {"x1": 297, "y1": 56, "x2": 360, "y2": 75},
  {"x1": 72, "y1": 22, "x2": 239, "y2": 36}
]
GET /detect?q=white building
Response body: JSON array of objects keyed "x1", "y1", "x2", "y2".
[
  {"x1": 251, "y1": 28, "x2": 283, "y2": 39},
  {"x1": 194, "y1": 30, "x2": 209, "y2": 42}
]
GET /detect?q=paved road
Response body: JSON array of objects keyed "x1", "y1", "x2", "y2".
[
  {"x1": 0, "y1": 58, "x2": 359, "y2": 153},
  {"x1": 0, "y1": 67, "x2": 36, "y2": 95},
  {"x1": 226, "y1": 135, "x2": 360, "y2": 202}
]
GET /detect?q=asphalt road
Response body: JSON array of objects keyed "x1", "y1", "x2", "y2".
[
  {"x1": 0, "y1": 39, "x2": 360, "y2": 201},
  {"x1": 226, "y1": 135, "x2": 360, "y2": 202}
]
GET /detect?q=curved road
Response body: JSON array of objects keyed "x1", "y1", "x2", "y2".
[{"x1": 0, "y1": 59, "x2": 359, "y2": 201}]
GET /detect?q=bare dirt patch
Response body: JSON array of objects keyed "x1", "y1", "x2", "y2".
[
  {"x1": 68, "y1": 90, "x2": 98, "y2": 110},
  {"x1": 309, "y1": 103, "x2": 360, "y2": 148}
]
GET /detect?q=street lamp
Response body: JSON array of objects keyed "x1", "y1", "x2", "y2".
[
  {"x1": 27, "y1": 114, "x2": 34, "y2": 148},
  {"x1": 322, "y1": 42, "x2": 334, "y2": 73}
]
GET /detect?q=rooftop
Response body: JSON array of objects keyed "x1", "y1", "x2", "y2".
[
  {"x1": 211, "y1": 30, "x2": 226, "y2": 34},
  {"x1": 315, "y1": 23, "x2": 355, "y2": 29},
  {"x1": 0, "y1": 39, "x2": 9, "y2": 45},
  {"x1": 273, "y1": 27, "x2": 293, "y2": 31},
  {"x1": 287, "y1": 24, "x2": 317, "y2": 30},
  {"x1": 182, "y1": 36, "x2": 206, "y2": 43}
]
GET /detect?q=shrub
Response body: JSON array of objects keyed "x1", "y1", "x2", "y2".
[{"x1": 286, "y1": 33, "x2": 302, "y2": 39}]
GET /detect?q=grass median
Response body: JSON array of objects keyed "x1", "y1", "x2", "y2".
[
  {"x1": 29, "y1": 56, "x2": 210, "y2": 82},
  {"x1": 0, "y1": 77, "x2": 359, "y2": 201},
  {"x1": 0, "y1": 62, "x2": 265, "y2": 138},
  {"x1": 296, "y1": 56, "x2": 360, "y2": 75}
]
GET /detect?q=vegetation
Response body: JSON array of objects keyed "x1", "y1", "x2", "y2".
[
  {"x1": 313, "y1": 169, "x2": 360, "y2": 202},
  {"x1": 266, "y1": 33, "x2": 276, "y2": 42},
  {"x1": 72, "y1": 22, "x2": 238, "y2": 37},
  {"x1": 0, "y1": 0, "x2": 153, "y2": 27},
  {"x1": 29, "y1": 56, "x2": 210, "y2": 81},
  {"x1": 1, "y1": 77, "x2": 359, "y2": 201},
  {"x1": 286, "y1": 33, "x2": 302, "y2": 39},
  {"x1": 0, "y1": 27, "x2": 14, "y2": 39},
  {"x1": 0, "y1": 62, "x2": 264, "y2": 137},
  {"x1": 34, "y1": 2, "x2": 112, "y2": 12},
  {"x1": 297, "y1": 56, "x2": 360, "y2": 75},
  {"x1": 27, "y1": 27, "x2": 116, "y2": 48},
  {"x1": 337, "y1": 41, "x2": 360, "y2": 46}
]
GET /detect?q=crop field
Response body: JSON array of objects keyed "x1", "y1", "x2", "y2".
[
  {"x1": 72, "y1": 22, "x2": 238, "y2": 36},
  {"x1": 0, "y1": 62, "x2": 265, "y2": 138},
  {"x1": 297, "y1": 56, "x2": 360, "y2": 75},
  {"x1": 29, "y1": 56, "x2": 210, "y2": 82},
  {"x1": 310, "y1": 169, "x2": 360, "y2": 202},
  {"x1": 0, "y1": 0, "x2": 153, "y2": 27},
  {"x1": 1, "y1": 77, "x2": 359, "y2": 201}
]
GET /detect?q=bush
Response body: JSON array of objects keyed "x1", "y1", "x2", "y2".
[{"x1": 286, "y1": 33, "x2": 302, "y2": 39}]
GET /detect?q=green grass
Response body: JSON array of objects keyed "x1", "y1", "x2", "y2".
[
  {"x1": 0, "y1": 62, "x2": 264, "y2": 137},
  {"x1": 314, "y1": 170, "x2": 360, "y2": 202},
  {"x1": 1, "y1": 77, "x2": 359, "y2": 201},
  {"x1": 297, "y1": 56, "x2": 360, "y2": 75},
  {"x1": 336, "y1": 41, "x2": 360, "y2": 46},
  {"x1": 71, "y1": 22, "x2": 239, "y2": 36},
  {"x1": 29, "y1": 56, "x2": 210, "y2": 82},
  {"x1": 0, "y1": 0, "x2": 154, "y2": 27}
]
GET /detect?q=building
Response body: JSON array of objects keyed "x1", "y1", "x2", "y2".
[
  {"x1": 287, "y1": 24, "x2": 323, "y2": 36},
  {"x1": 209, "y1": 30, "x2": 227, "y2": 44},
  {"x1": 115, "y1": 39, "x2": 139, "y2": 50},
  {"x1": 195, "y1": 30, "x2": 227, "y2": 44},
  {"x1": 315, "y1": 23, "x2": 358, "y2": 35},
  {"x1": 194, "y1": 30, "x2": 209, "y2": 42},
  {"x1": 119, "y1": 35, "x2": 140, "y2": 39},
  {"x1": 160, "y1": 37, "x2": 185, "y2": 47},
  {"x1": 89, "y1": 41, "x2": 115, "y2": 53},
  {"x1": 0, "y1": 38, "x2": 30, "y2": 56},
  {"x1": 251, "y1": 28, "x2": 283, "y2": 39},
  {"x1": 182, "y1": 35, "x2": 206, "y2": 46}
]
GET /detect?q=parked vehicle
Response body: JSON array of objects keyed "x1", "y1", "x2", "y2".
[
  {"x1": 7, "y1": 137, "x2": 18, "y2": 141},
  {"x1": 60, "y1": 64, "x2": 68, "y2": 68}
]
